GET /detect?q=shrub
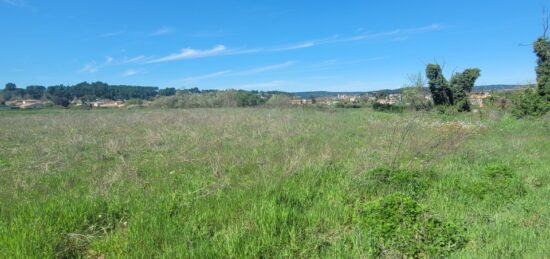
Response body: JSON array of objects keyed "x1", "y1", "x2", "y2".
[
  {"x1": 356, "y1": 193, "x2": 467, "y2": 257},
  {"x1": 372, "y1": 103, "x2": 405, "y2": 113},
  {"x1": 459, "y1": 164, "x2": 526, "y2": 206},
  {"x1": 511, "y1": 87, "x2": 549, "y2": 118}
]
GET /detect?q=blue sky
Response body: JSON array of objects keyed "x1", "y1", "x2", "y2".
[{"x1": 1, "y1": 0, "x2": 548, "y2": 91}]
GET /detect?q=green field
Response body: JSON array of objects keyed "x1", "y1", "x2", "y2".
[{"x1": 1, "y1": 108, "x2": 549, "y2": 258}]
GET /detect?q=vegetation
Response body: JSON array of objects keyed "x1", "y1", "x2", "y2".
[
  {"x1": 511, "y1": 15, "x2": 550, "y2": 117},
  {"x1": 426, "y1": 64, "x2": 481, "y2": 111},
  {"x1": 1, "y1": 108, "x2": 549, "y2": 258}
]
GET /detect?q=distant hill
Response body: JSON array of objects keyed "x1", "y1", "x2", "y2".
[{"x1": 292, "y1": 85, "x2": 522, "y2": 98}]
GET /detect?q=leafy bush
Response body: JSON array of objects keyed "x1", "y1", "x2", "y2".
[
  {"x1": 459, "y1": 164, "x2": 526, "y2": 206},
  {"x1": 335, "y1": 102, "x2": 363, "y2": 109},
  {"x1": 372, "y1": 103, "x2": 405, "y2": 113},
  {"x1": 356, "y1": 193, "x2": 467, "y2": 257},
  {"x1": 511, "y1": 88, "x2": 549, "y2": 118}
]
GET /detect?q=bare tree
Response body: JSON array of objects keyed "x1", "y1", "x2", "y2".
[{"x1": 543, "y1": 7, "x2": 549, "y2": 38}]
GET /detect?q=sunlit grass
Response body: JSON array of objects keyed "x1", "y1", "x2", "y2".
[{"x1": 0, "y1": 108, "x2": 548, "y2": 257}]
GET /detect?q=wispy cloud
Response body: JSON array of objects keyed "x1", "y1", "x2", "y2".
[
  {"x1": 2, "y1": 0, "x2": 34, "y2": 10},
  {"x1": 78, "y1": 56, "x2": 113, "y2": 73},
  {"x1": 232, "y1": 61, "x2": 296, "y2": 76},
  {"x1": 146, "y1": 45, "x2": 258, "y2": 64},
  {"x1": 151, "y1": 26, "x2": 176, "y2": 36},
  {"x1": 275, "y1": 36, "x2": 339, "y2": 51},
  {"x1": 120, "y1": 55, "x2": 146, "y2": 64},
  {"x1": 275, "y1": 23, "x2": 445, "y2": 50},
  {"x1": 174, "y1": 61, "x2": 296, "y2": 84},
  {"x1": 86, "y1": 23, "x2": 444, "y2": 67},
  {"x1": 122, "y1": 69, "x2": 138, "y2": 77}
]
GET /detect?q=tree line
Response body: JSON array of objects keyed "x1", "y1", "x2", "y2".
[{"x1": 0, "y1": 81, "x2": 293, "y2": 108}]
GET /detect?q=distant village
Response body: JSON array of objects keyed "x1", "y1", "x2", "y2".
[
  {"x1": 290, "y1": 92, "x2": 491, "y2": 108},
  {"x1": 0, "y1": 98, "x2": 128, "y2": 110},
  {"x1": 0, "y1": 91, "x2": 493, "y2": 110}
]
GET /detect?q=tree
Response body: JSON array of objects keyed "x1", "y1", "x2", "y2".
[
  {"x1": 402, "y1": 72, "x2": 431, "y2": 111},
  {"x1": 25, "y1": 85, "x2": 46, "y2": 99},
  {"x1": 5, "y1": 83, "x2": 16, "y2": 91},
  {"x1": 449, "y1": 68, "x2": 481, "y2": 111},
  {"x1": 426, "y1": 64, "x2": 481, "y2": 111},
  {"x1": 512, "y1": 9, "x2": 550, "y2": 117},
  {"x1": 534, "y1": 34, "x2": 550, "y2": 101},
  {"x1": 426, "y1": 64, "x2": 452, "y2": 105},
  {"x1": 159, "y1": 87, "x2": 176, "y2": 96}
]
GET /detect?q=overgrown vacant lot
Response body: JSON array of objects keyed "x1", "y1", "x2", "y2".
[{"x1": 0, "y1": 108, "x2": 549, "y2": 258}]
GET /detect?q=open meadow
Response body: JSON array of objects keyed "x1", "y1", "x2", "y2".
[{"x1": 0, "y1": 108, "x2": 549, "y2": 258}]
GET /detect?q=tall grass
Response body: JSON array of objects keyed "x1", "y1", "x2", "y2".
[{"x1": 0, "y1": 108, "x2": 548, "y2": 257}]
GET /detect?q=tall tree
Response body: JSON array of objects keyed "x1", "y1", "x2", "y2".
[
  {"x1": 5, "y1": 83, "x2": 16, "y2": 91},
  {"x1": 534, "y1": 34, "x2": 550, "y2": 101},
  {"x1": 449, "y1": 68, "x2": 481, "y2": 111},
  {"x1": 426, "y1": 64, "x2": 481, "y2": 111},
  {"x1": 426, "y1": 64, "x2": 452, "y2": 105}
]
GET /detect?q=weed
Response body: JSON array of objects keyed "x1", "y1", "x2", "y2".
[{"x1": 356, "y1": 193, "x2": 467, "y2": 257}]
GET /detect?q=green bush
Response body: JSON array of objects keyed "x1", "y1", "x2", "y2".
[
  {"x1": 372, "y1": 103, "x2": 405, "y2": 113},
  {"x1": 356, "y1": 193, "x2": 467, "y2": 257},
  {"x1": 511, "y1": 88, "x2": 549, "y2": 118},
  {"x1": 459, "y1": 164, "x2": 526, "y2": 206}
]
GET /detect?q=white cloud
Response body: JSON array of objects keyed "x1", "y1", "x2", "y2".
[
  {"x1": 232, "y1": 61, "x2": 296, "y2": 76},
  {"x1": 78, "y1": 56, "x2": 113, "y2": 73},
  {"x1": 151, "y1": 26, "x2": 176, "y2": 36},
  {"x1": 173, "y1": 61, "x2": 295, "y2": 84},
  {"x1": 79, "y1": 62, "x2": 99, "y2": 73},
  {"x1": 122, "y1": 69, "x2": 138, "y2": 77},
  {"x1": 120, "y1": 55, "x2": 146, "y2": 64},
  {"x1": 146, "y1": 45, "x2": 231, "y2": 63},
  {"x1": 1, "y1": 0, "x2": 34, "y2": 10}
]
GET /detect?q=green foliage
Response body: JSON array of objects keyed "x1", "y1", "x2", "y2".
[
  {"x1": 356, "y1": 193, "x2": 467, "y2": 257},
  {"x1": 265, "y1": 94, "x2": 292, "y2": 107},
  {"x1": 450, "y1": 68, "x2": 481, "y2": 111},
  {"x1": 402, "y1": 72, "x2": 433, "y2": 111},
  {"x1": 354, "y1": 167, "x2": 434, "y2": 199},
  {"x1": 158, "y1": 87, "x2": 176, "y2": 96},
  {"x1": 236, "y1": 90, "x2": 264, "y2": 106},
  {"x1": 335, "y1": 102, "x2": 362, "y2": 108},
  {"x1": 25, "y1": 85, "x2": 46, "y2": 99},
  {"x1": 457, "y1": 164, "x2": 526, "y2": 206},
  {"x1": 152, "y1": 90, "x2": 266, "y2": 108},
  {"x1": 1, "y1": 109, "x2": 549, "y2": 257},
  {"x1": 534, "y1": 37, "x2": 550, "y2": 100},
  {"x1": 511, "y1": 87, "x2": 550, "y2": 118},
  {"x1": 426, "y1": 64, "x2": 481, "y2": 111},
  {"x1": 5, "y1": 83, "x2": 16, "y2": 91},
  {"x1": 372, "y1": 102, "x2": 404, "y2": 112},
  {"x1": 426, "y1": 64, "x2": 452, "y2": 106}
]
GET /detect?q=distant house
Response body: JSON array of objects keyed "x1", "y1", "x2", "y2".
[
  {"x1": 468, "y1": 92, "x2": 491, "y2": 108},
  {"x1": 9, "y1": 99, "x2": 45, "y2": 109},
  {"x1": 91, "y1": 100, "x2": 125, "y2": 108}
]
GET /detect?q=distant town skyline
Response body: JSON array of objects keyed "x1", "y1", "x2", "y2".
[{"x1": 1, "y1": 0, "x2": 547, "y2": 91}]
